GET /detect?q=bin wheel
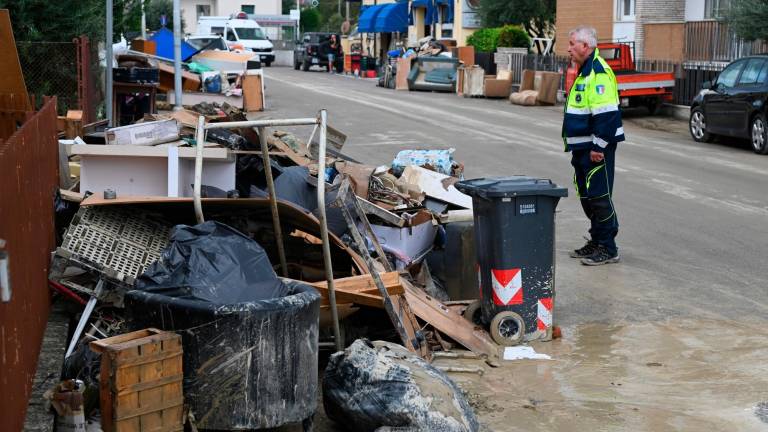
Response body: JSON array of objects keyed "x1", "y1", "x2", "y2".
[
  {"x1": 490, "y1": 311, "x2": 525, "y2": 346},
  {"x1": 462, "y1": 300, "x2": 483, "y2": 326}
]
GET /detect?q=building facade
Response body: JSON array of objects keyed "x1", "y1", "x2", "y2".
[
  {"x1": 555, "y1": 0, "x2": 761, "y2": 62},
  {"x1": 181, "y1": 0, "x2": 282, "y2": 34}
]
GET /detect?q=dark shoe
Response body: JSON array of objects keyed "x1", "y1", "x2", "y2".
[
  {"x1": 581, "y1": 245, "x2": 620, "y2": 266},
  {"x1": 570, "y1": 239, "x2": 598, "y2": 258}
]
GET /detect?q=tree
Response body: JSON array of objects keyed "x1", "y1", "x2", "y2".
[
  {"x1": 301, "y1": 8, "x2": 322, "y2": 32},
  {"x1": 326, "y1": 12, "x2": 345, "y2": 33},
  {"x1": 725, "y1": 0, "x2": 768, "y2": 41},
  {"x1": 0, "y1": 0, "x2": 153, "y2": 42},
  {"x1": 478, "y1": 0, "x2": 555, "y2": 52}
]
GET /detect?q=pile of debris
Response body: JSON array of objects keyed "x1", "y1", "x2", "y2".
[{"x1": 50, "y1": 101, "x2": 496, "y2": 431}]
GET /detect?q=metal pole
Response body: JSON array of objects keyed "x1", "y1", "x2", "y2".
[
  {"x1": 172, "y1": 0, "x2": 182, "y2": 110},
  {"x1": 106, "y1": 0, "x2": 113, "y2": 126},
  {"x1": 141, "y1": 0, "x2": 147, "y2": 40},
  {"x1": 205, "y1": 118, "x2": 318, "y2": 129},
  {"x1": 317, "y1": 110, "x2": 343, "y2": 352},
  {"x1": 193, "y1": 116, "x2": 206, "y2": 224},
  {"x1": 259, "y1": 127, "x2": 289, "y2": 277},
  {"x1": 346, "y1": 1, "x2": 350, "y2": 22}
]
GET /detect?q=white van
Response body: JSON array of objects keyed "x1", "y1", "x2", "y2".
[{"x1": 196, "y1": 13, "x2": 274, "y2": 66}]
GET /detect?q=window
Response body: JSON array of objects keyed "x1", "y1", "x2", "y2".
[
  {"x1": 618, "y1": 0, "x2": 635, "y2": 20},
  {"x1": 235, "y1": 27, "x2": 267, "y2": 40},
  {"x1": 226, "y1": 28, "x2": 237, "y2": 41},
  {"x1": 196, "y1": 5, "x2": 210, "y2": 20},
  {"x1": 241, "y1": 5, "x2": 255, "y2": 14},
  {"x1": 705, "y1": 0, "x2": 730, "y2": 19},
  {"x1": 716, "y1": 60, "x2": 745, "y2": 89},
  {"x1": 737, "y1": 59, "x2": 766, "y2": 86},
  {"x1": 758, "y1": 61, "x2": 768, "y2": 84}
]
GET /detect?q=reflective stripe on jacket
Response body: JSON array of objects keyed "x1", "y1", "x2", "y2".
[{"x1": 562, "y1": 48, "x2": 625, "y2": 152}]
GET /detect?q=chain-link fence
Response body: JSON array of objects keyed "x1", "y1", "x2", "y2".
[{"x1": 16, "y1": 41, "x2": 79, "y2": 114}]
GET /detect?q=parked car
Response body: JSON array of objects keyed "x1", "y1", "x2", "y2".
[
  {"x1": 197, "y1": 13, "x2": 274, "y2": 66},
  {"x1": 294, "y1": 32, "x2": 344, "y2": 73},
  {"x1": 689, "y1": 55, "x2": 768, "y2": 154}
]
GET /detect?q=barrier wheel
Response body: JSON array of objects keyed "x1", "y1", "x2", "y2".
[
  {"x1": 490, "y1": 311, "x2": 525, "y2": 346},
  {"x1": 462, "y1": 300, "x2": 483, "y2": 326}
]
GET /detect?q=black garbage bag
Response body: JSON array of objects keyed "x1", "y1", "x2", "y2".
[
  {"x1": 323, "y1": 339, "x2": 480, "y2": 432},
  {"x1": 135, "y1": 221, "x2": 288, "y2": 303}
]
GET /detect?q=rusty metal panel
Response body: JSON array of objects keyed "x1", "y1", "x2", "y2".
[{"x1": 0, "y1": 97, "x2": 59, "y2": 432}]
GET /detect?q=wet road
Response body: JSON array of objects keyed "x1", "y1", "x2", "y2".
[
  {"x1": 259, "y1": 66, "x2": 768, "y2": 326},
  {"x1": 255, "y1": 67, "x2": 768, "y2": 431}
]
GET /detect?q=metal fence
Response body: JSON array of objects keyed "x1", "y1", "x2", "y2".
[
  {"x1": 685, "y1": 20, "x2": 768, "y2": 62},
  {"x1": 0, "y1": 96, "x2": 59, "y2": 432},
  {"x1": 16, "y1": 41, "x2": 78, "y2": 114},
  {"x1": 512, "y1": 53, "x2": 726, "y2": 106},
  {"x1": 16, "y1": 38, "x2": 101, "y2": 117}
]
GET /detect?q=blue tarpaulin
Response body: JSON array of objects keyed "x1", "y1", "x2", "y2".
[
  {"x1": 358, "y1": 5, "x2": 384, "y2": 33},
  {"x1": 149, "y1": 28, "x2": 197, "y2": 62},
  {"x1": 374, "y1": 2, "x2": 409, "y2": 33}
]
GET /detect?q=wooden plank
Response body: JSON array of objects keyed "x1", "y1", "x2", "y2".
[
  {"x1": 310, "y1": 272, "x2": 400, "y2": 292},
  {"x1": 90, "y1": 328, "x2": 159, "y2": 353},
  {"x1": 114, "y1": 347, "x2": 141, "y2": 432},
  {"x1": 137, "y1": 340, "x2": 163, "y2": 430},
  {"x1": 161, "y1": 337, "x2": 184, "y2": 429},
  {"x1": 391, "y1": 294, "x2": 431, "y2": 359},
  {"x1": 104, "y1": 331, "x2": 177, "y2": 354},
  {"x1": 115, "y1": 397, "x2": 184, "y2": 421},
  {"x1": 267, "y1": 136, "x2": 313, "y2": 166},
  {"x1": 357, "y1": 197, "x2": 405, "y2": 227},
  {"x1": 402, "y1": 278, "x2": 498, "y2": 360},
  {"x1": 116, "y1": 373, "x2": 183, "y2": 396}
]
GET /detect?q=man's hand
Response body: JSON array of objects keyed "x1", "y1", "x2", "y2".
[{"x1": 590, "y1": 150, "x2": 605, "y2": 163}]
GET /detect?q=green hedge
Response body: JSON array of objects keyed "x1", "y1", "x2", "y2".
[
  {"x1": 466, "y1": 27, "x2": 502, "y2": 53},
  {"x1": 466, "y1": 25, "x2": 530, "y2": 53},
  {"x1": 498, "y1": 25, "x2": 530, "y2": 50}
]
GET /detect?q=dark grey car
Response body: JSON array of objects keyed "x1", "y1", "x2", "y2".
[{"x1": 689, "y1": 55, "x2": 768, "y2": 154}]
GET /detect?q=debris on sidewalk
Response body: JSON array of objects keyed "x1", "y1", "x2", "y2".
[
  {"x1": 46, "y1": 92, "x2": 526, "y2": 432},
  {"x1": 323, "y1": 339, "x2": 480, "y2": 432},
  {"x1": 43, "y1": 380, "x2": 86, "y2": 432}
]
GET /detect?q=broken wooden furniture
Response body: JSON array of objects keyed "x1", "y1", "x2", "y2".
[
  {"x1": 90, "y1": 328, "x2": 183, "y2": 432},
  {"x1": 112, "y1": 82, "x2": 157, "y2": 126},
  {"x1": 71, "y1": 144, "x2": 235, "y2": 198}
]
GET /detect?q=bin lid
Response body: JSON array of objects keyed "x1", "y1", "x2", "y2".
[{"x1": 456, "y1": 176, "x2": 568, "y2": 199}]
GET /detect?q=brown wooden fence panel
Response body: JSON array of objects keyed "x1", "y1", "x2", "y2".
[{"x1": 0, "y1": 97, "x2": 59, "y2": 432}]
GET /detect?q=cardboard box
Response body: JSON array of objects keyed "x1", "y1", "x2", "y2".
[
  {"x1": 105, "y1": 119, "x2": 179, "y2": 146},
  {"x1": 243, "y1": 71, "x2": 264, "y2": 112},
  {"x1": 516, "y1": 69, "x2": 561, "y2": 105},
  {"x1": 396, "y1": 57, "x2": 412, "y2": 91}
]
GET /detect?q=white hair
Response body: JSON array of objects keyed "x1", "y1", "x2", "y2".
[{"x1": 569, "y1": 26, "x2": 598, "y2": 48}]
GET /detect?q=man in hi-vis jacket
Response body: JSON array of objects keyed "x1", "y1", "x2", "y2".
[{"x1": 563, "y1": 26, "x2": 623, "y2": 265}]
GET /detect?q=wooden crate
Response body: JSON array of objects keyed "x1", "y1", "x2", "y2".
[{"x1": 90, "y1": 328, "x2": 184, "y2": 432}]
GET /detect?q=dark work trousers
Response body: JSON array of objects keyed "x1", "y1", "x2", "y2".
[{"x1": 570, "y1": 142, "x2": 619, "y2": 254}]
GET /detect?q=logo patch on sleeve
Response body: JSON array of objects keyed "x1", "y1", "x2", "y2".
[{"x1": 596, "y1": 85, "x2": 606, "y2": 95}]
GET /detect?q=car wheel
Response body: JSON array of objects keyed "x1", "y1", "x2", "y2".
[
  {"x1": 301, "y1": 59, "x2": 310, "y2": 72},
  {"x1": 264, "y1": 61, "x2": 271, "y2": 67},
  {"x1": 689, "y1": 107, "x2": 713, "y2": 143},
  {"x1": 750, "y1": 113, "x2": 768, "y2": 154}
]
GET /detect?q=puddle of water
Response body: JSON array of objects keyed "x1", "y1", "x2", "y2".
[{"x1": 435, "y1": 319, "x2": 768, "y2": 432}]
